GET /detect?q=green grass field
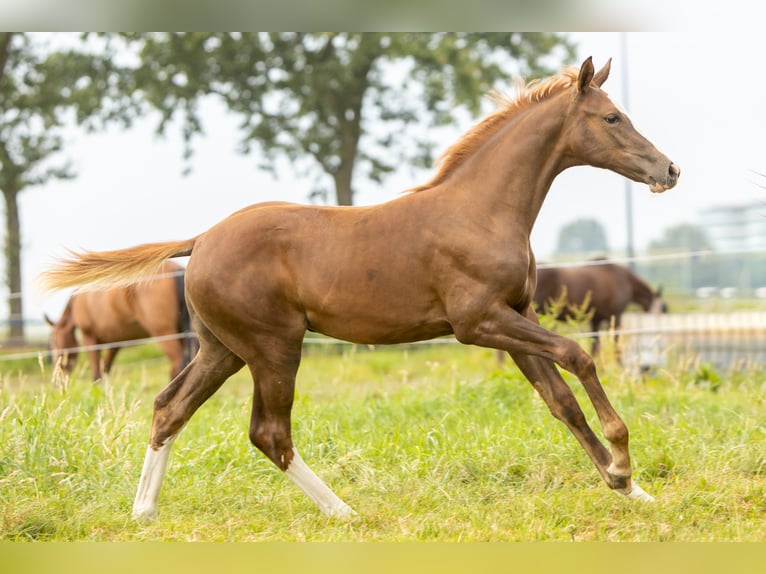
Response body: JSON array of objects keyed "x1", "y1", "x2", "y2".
[{"x1": 1, "y1": 339, "x2": 765, "y2": 541}]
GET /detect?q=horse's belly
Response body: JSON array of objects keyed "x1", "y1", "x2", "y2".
[
  {"x1": 95, "y1": 322, "x2": 149, "y2": 343},
  {"x1": 307, "y1": 310, "x2": 453, "y2": 345}
]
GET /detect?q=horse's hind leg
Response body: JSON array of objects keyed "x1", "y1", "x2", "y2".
[
  {"x1": 245, "y1": 336, "x2": 355, "y2": 518},
  {"x1": 131, "y1": 323, "x2": 245, "y2": 521},
  {"x1": 102, "y1": 347, "x2": 120, "y2": 377}
]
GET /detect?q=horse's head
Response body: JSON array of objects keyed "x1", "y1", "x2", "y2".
[
  {"x1": 648, "y1": 285, "x2": 668, "y2": 314},
  {"x1": 564, "y1": 57, "x2": 680, "y2": 194},
  {"x1": 44, "y1": 312, "x2": 78, "y2": 374}
]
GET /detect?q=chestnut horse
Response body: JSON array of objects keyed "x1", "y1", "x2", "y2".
[
  {"x1": 534, "y1": 261, "x2": 667, "y2": 354},
  {"x1": 45, "y1": 260, "x2": 197, "y2": 382},
  {"x1": 41, "y1": 58, "x2": 679, "y2": 521}
]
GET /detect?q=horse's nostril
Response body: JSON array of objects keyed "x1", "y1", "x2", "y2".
[{"x1": 669, "y1": 163, "x2": 681, "y2": 179}]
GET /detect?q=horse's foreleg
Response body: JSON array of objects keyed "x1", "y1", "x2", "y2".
[
  {"x1": 453, "y1": 302, "x2": 652, "y2": 501},
  {"x1": 510, "y1": 351, "x2": 652, "y2": 501},
  {"x1": 589, "y1": 317, "x2": 602, "y2": 355},
  {"x1": 82, "y1": 336, "x2": 103, "y2": 381},
  {"x1": 612, "y1": 315, "x2": 624, "y2": 364}
]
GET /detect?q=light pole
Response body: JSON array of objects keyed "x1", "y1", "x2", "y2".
[{"x1": 621, "y1": 33, "x2": 636, "y2": 268}]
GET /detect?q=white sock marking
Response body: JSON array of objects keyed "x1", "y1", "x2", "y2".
[
  {"x1": 131, "y1": 435, "x2": 177, "y2": 521},
  {"x1": 620, "y1": 480, "x2": 655, "y2": 502},
  {"x1": 284, "y1": 448, "x2": 356, "y2": 517}
]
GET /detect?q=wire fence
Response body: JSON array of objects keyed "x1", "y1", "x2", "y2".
[{"x1": 3, "y1": 250, "x2": 766, "y2": 372}]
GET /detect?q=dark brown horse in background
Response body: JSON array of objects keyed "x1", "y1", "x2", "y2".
[
  {"x1": 45, "y1": 260, "x2": 197, "y2": 382},
  {"x1": 41, "y1": 58, "x2": 679, "y2": 521},
  {"x1": 534, "y1": 261, "x2": 667, "y2": 354}
]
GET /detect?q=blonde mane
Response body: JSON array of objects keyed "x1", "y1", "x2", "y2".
[{"x1": 409, "y1": 67, "x2": 580, "y2": 193}]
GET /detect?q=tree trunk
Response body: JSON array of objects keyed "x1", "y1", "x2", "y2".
[
  {"x1": 3, "y1": 186, "x2": 24, "y2": 346},
  {"x1": 333, "y1": 164, "x2": 354, "y2": 206},
  {"x1": 331, "y1": 106, "x2": 364, "y2": 206}
]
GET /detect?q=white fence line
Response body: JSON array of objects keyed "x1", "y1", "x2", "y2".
[
  {"x1": 0, "y1": 332, "x2": 197, "y2": 362},
  {"x1": 4, "y1": 311, "x2": 766, "y2": 368},
  {"x1": 535, "y1": 249, "x2": 715, "y2": 269},
  {"x1": 4, "y1": 249, "x2": 766, "y2": 368}
]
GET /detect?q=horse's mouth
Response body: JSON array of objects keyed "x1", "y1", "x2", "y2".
[
  {"x1": 648, "y1": 180, "x2": 671, "y2": 193},
  {"x1": 648, "y1": 162, "x2": 681, "y2": 193}
]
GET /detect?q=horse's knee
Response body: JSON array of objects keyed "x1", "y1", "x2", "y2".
[
  {"x1": 451, "y1": 320, "x2": 479, "y2": 346},
  {"x1": 604, "y1": 418, "x2": 629, "y2": 448}
]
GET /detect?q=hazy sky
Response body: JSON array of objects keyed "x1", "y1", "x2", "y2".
[{"x1": 20, "y1": 31, "x2": 766, "y2": 321}]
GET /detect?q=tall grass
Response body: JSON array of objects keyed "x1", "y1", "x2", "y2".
[{"x1": 1, "y1": 341, "x2": 765, "y2": 541}]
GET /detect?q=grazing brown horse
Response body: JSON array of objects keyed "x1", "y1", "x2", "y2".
[
  {"x1": 41, "y1": 58, "x2": 679, "y2": 521},
  {"x1": 45, "y1": 260, "x2": 197, "y2": 382},
  {"x1": 534, "y1": 261, "x2": 667, "y2": 353}
]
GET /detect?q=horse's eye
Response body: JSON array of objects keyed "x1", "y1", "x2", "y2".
[{"x1": 605, "y1": 114, "x2": 621, "y2": 125}]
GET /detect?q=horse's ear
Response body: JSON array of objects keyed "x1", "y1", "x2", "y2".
[
  {"x1": 577, "y1": 57, "x2": 595, "y2": 94},
  {"x1": 592, "y1": 58, "x2": 612, "y2": 87}
]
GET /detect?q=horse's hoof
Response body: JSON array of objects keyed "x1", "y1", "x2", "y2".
[
  {"x1": 327, "y1": 502, "x2": 357, "y2": 518},
  {"x1": 131, "y1": 506, "x2": 158, "y2": 522}
]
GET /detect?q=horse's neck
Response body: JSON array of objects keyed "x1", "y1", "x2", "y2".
[{"x1": 445, "y1": 98, "x2": 570, "y2": 233}]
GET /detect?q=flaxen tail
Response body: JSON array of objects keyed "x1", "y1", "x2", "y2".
[{"x1": 39, "y1": 237, "x2": 198, "y2": 292}]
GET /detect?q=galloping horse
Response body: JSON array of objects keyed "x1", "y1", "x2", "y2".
[
  {"x1": 534, "y1": 261, "x2": 667, "y2": 353},
  {"x1": 45, "y1": 260, "x2": 197, "y2": 382},
  {"x1": 41, "y1": 58, "x2": 679, "y2": 521}
]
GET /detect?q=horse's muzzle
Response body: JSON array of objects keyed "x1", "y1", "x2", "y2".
[{"x1": 648, "y1": 162, "x2": 680, "y2": 193}]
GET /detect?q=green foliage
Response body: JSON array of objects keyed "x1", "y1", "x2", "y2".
[
  {"x1": 535, "y1": 287, "x2": 594, "y2": 331},
  {"x1": 123, "y1": 32, "x2": 576, "y2": 205},
  {"x1": 555, "y1": 218, "x2": 610, "y2": 256},
  {"x1": 0, "y1": 33, "x2": 137, "y2": 192},
  {"x1": 648, "y1": 223, "x2": 713, "y2": 253},
  {"x1": 1, "y1": 343, "x2": 766, "y2": 541},
  {"x1": 0, "y1": 33, "x2": 140, "y2": 342},
  {"x1": 684, "y1": 362, "x2": 722, "y2": 393}
]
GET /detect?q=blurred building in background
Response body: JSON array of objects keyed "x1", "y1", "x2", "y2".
[{"x1": 699, "y1": 201, "x2": 766, "y2": 253}]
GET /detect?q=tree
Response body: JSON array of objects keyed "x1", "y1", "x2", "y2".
[
  {"x1": 648, "y1": 223, "x2": 712, "y2": 252},
  {"x1": 555, "y1": 218, "x2": 610, "y2": 255},
  {"x1": 0, "y1": 33, "x2": 138, "y2": 343},
  {"x1": 123, "y1": 32, "x2": 575, "y2": 206},
  {"x1": 643, "y1": 224, "x2": 716, "y2": 291}
]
